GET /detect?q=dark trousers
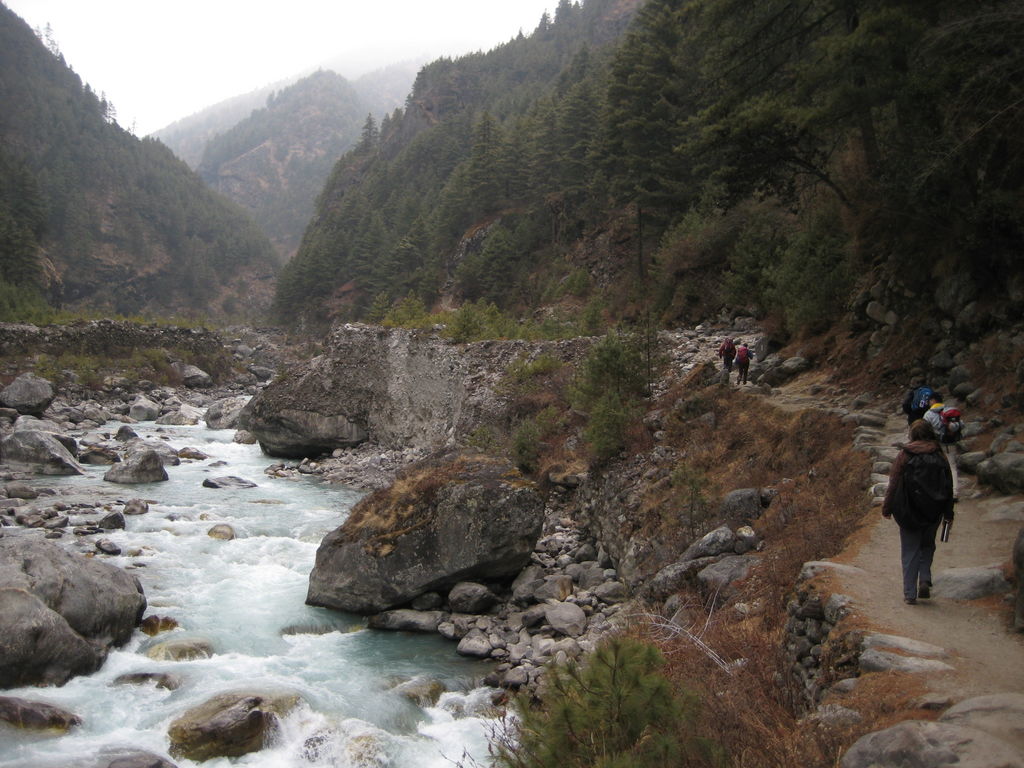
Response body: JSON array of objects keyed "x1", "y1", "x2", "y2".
[
  {"x1": 737, "y1": 361, "x2": 750, "y2": 384},
  {"x1": 899, "y1": 522, "x2": 940, "y2": 600}
]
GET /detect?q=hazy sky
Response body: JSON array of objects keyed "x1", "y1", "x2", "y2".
[{"x1": 5, "y1": 1, "x2": 555, "y2": 136}]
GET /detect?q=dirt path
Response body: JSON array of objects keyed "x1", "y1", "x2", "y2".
[{"x1": 773, "y1": 380, "x2": 1024, "y2": 700}]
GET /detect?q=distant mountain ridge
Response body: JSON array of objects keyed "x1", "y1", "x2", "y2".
[
  {"x1": 155, "y1": 62, "x2": 421, "y2": 259},
  {"x1": 0, "y1": 4, "x2": 279, "y2": 320}
]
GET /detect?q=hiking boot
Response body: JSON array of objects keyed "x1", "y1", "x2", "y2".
[
  {"x1": 904, "y1": 597, "x2": 917, "y2": 605},
  {"x1": 918, "y1": 582, "x2": 931, "y2": 599}
]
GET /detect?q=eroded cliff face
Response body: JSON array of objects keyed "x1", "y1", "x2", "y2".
[{"x1": 246, "y1": 323, "x2": 593, "y2": 458}]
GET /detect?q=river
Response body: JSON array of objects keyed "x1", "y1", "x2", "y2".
[{"x1": 1, "y1": 421, "x2": 499, "y2": 768}]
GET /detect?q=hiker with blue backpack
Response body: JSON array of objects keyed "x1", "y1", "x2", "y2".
[
  {"x1": 882, "y1": 420, "x2": 955, "y2": 605},
  {"x1": 901, "y1": 385, "x2": 935, "y2": 425}
]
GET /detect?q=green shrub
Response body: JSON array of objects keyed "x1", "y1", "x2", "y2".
[
  {"x1": 493, "y1": 636, "x2": 723, "y2": 768},
  {"x1": 512, "y1": 418, "x2": 542, "y2": 473},
  {"x1": 584, "y1": 391, "x2": 633, "y2": 462}
]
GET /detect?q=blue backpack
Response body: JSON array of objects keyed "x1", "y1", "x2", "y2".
[{"x1": 911, "y1": 387, "x2": 934, "y2": 412}]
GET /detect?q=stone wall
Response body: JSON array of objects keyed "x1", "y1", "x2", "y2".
[{"x1": 0, "y1": 321, "x2": 225, "y2": 360}]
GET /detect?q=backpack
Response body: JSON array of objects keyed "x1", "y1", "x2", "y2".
[
  {"x1": 719, "y1": 339, "x2": 736, "y2": 360},
  {"x1": 735, "y1": 346, "x2": 749, "y2": 365},
  {"x1": 895, "y1": 451, "x2": 952, "y2": 528},
  {"x1": 940, "y1": 407, "x2": 963, "y2": 444},
  {"x1": 911, "y1": 386, "x2": 934, "y2": 413}
]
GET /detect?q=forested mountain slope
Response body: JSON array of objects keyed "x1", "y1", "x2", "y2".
[
  {"x1": 275, "y1": 0, "x2": 1023, "y2": 372},
  {"x1": 0, "y1": 4, "x2": 279, "y2": 321},
  {"x1": 197, "y1": 71, "x2": 369, "y2": 260}
]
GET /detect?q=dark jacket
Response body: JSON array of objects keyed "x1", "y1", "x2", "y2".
[{"x1": 882, "y1": 439, "x2": 954, "y2": 525}]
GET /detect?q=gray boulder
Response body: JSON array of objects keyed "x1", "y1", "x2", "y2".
[
  {"x1": 125, "y1": 438, "x2": 181, "y2": 466},
  {"x1": 173, "y1": 363, "x2": 213, "y2": 389},
  {"x1": 75, "y1": 749, "x2": 179, "y2": 768},
  {"x1": 202, "y1": 476, "x2": 258, "y2": 489},
  {"x1": 0, "y1": 430, "x2": 84, "y2": 475},
  {"x1": 128, "y1": 396, "x2": 161, "y2": 422},
  {"x1": 167, "y1": 690, "x2": 301, "y2": 761},
  {"x1": 104, "y1": 450, "x2": 169, "y2": 484},
  {"x1": 306, "y1": 450, "x2": 543, "y2": 614},
  {"x1": 697, "y1": 555, "x2": 758, "y2": 603},
  {"x1": 976, "y1": 453, "x2": 1024, "y2": 494},
  {"x1": 368, "y1": 609, "x2": 445, "y2": 633},
  {"x1": 933, "y1": 565, "x2": 1011, "y2": 600},
  {"x1": 448, "y1": 581, "x2": 498, "y2": 613},
  {"x1": 544, "y1": 601, "x2": 588, "y2": 637},
  {"x1": 0, "y1": 373, "x2": 54, "y2": 416},
  {"x1": 681, "y1": 525, "x2": 737, "y2": 561},
  {"x1": 719, "y1": 489, "x2": 769, "y2": 526},
  {"x1": 0, "y1": 538, "x2": 146, "y2": 687},
  {"x1": 205, "y1": 396, "x2": 250, "y2": 430},
  {"x1": 0, "y1": 695, "x2": 82, "y2": 731},
  {"x1": 939, "y1": 693, "x2": 1024, "y2": 752},
  {"x1": 155, "y1": 404, "x2": 204, "y2": 425},
  {"x1": 841, "y1": 720, "x2": 1022, "y2": 768}
]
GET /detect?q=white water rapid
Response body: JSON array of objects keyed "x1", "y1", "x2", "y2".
[{"x1": 1, "y1": 422, "x2": 499, "y2": 768}]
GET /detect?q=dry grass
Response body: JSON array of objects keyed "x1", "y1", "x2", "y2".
[{"x1": 623, "y1": 382, "x2": 924, "y2": 766}]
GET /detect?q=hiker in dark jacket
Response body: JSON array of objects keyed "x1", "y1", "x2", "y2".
[{"x1": 882, "y1": 420, "x2": 954, "y2": 604}]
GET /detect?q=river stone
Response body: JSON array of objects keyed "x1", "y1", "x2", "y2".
[
  {"x1": 697, "y1": 555, "x2": 758, "y2": 601},
  {"x1": 115, "y1": 425, "x2": 139, "y2": 441},
  {"x1": 96, "y1": 538, "x2": 122, "y2": 556},
  {"x1": 532, "y1": 574, "x2": 575, "y2": 602},
  {"x1": 113, "y1": 672, "x2": 183, "y2": 690},
  {"x1": 0, "y1": 373, "x2": 55, "y2": 416},
  {"x1": 448, "y1": 581, "x2": 498, "y2": 613},
  {"x1": 544, "y1": 601, "x2": 587, "y2": 637},
  {"x1": 391, "y1": 676, "x2": 445, "y2": 706},
  {"x1": 99, "y1": 510, "x2": 126, "y2": 530},
  {"x1": 104, "y1": 450, "x2": 169, "y2": 484},
  {"x1": 367, "y1": 609, "x2": 444, "y2": 633},
  {"x1": 0, "y1": 538, "x2": 146, "y2": 687},
  {"x1": 207, "y1": 524, "x2": 236, "y2": 540},
  {"x1": 124, "y1": 439, "x2": 181, "y2": 466},
  {"x1": 79, "y1": 749, "x2": 179, "y2": 768},
  {"x1": 145, "y1": 638, "x2": 214, "y2": 661},
  {"x1": 80, "y1": 446, "x2": 122, "y2": 465},
  {"x1": 129, "y1": 397, "x2": 161, "y2": 422},
  {"x1": 173, "y1": 363, "x2": 213, "y2": 389},
  {"x1": 456, "y1": 628, "x2": 493, "y2": 657},
  {"x1": 140, "y1": 615, "x2": 179, "y2": 636},
  {"x1": 0, "y1": 430, "x2": 85, "y2": 475},
  {"x1": 123, "y1": 498, "x2": 150, "y2": 515},
  {"x1": 167, "y1": 690, "x2": 301, "y2": 761},
  {"x1": 4, "y1": 481, "x2": 38, "y2": 499},
  {"x1": 306, "y1": 450, "x2": 543, "y2": 614},
  {"x1": 155, "y1": 404, "x2": 204, "y2": 426},
  {"x1": 202, "y1": 476, "x2": 258, "y2": 489},
  {"x1": 205, "y1": 396, "x2": 249, "y2": 430},
  {"x1": 0, "y1": 695, "x2": 82, "y2": 731},
  {"x1": 841, "y1": 720, "x2": 1022, "y2": 768}
]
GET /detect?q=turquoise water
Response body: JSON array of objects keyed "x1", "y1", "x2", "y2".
[{"x1": 0, "y1": 422, "x2": 497, "y2": 768}]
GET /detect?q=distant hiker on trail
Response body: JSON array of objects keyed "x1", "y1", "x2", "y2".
[
  {"x1": 882, "y1": 419, "x2": 955, "y2": 605},
  {"x1": 734, "y1": 341, "x2": 754, "y2": 385},
  {"x1": 901, "y1": 385, "x2": 935, "y2": 425},
  {"x1": 717, "y1": 337, "x2": 736, "y2": 373}
]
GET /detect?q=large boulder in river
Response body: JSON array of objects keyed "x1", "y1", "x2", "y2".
[
  {"x1": 307, "y1": 450, "x2": 544, "y2": 614},
  {"x1": 0, "y1": 430, "x2": 84, "y2": 475},
  {"x1": 0, "y1": 373, "x2": 54, "y2": 416},
  {"x1": 0, "y1": 538, "x2": 146, "y2": 687},
  {"x1": 167, "y1": 690, "x2": 301, "y2": 761},
  {"x1": 104, "y1": 449, "x2": 169, "y2": 484},
  {"x1": 245, "y1": 323, "x2": 591, "y2": 457}
]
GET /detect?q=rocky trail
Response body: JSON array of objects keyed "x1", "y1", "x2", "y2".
[{"x1": 772, "y1": 377, "x2": 1024, "y2": 703}]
